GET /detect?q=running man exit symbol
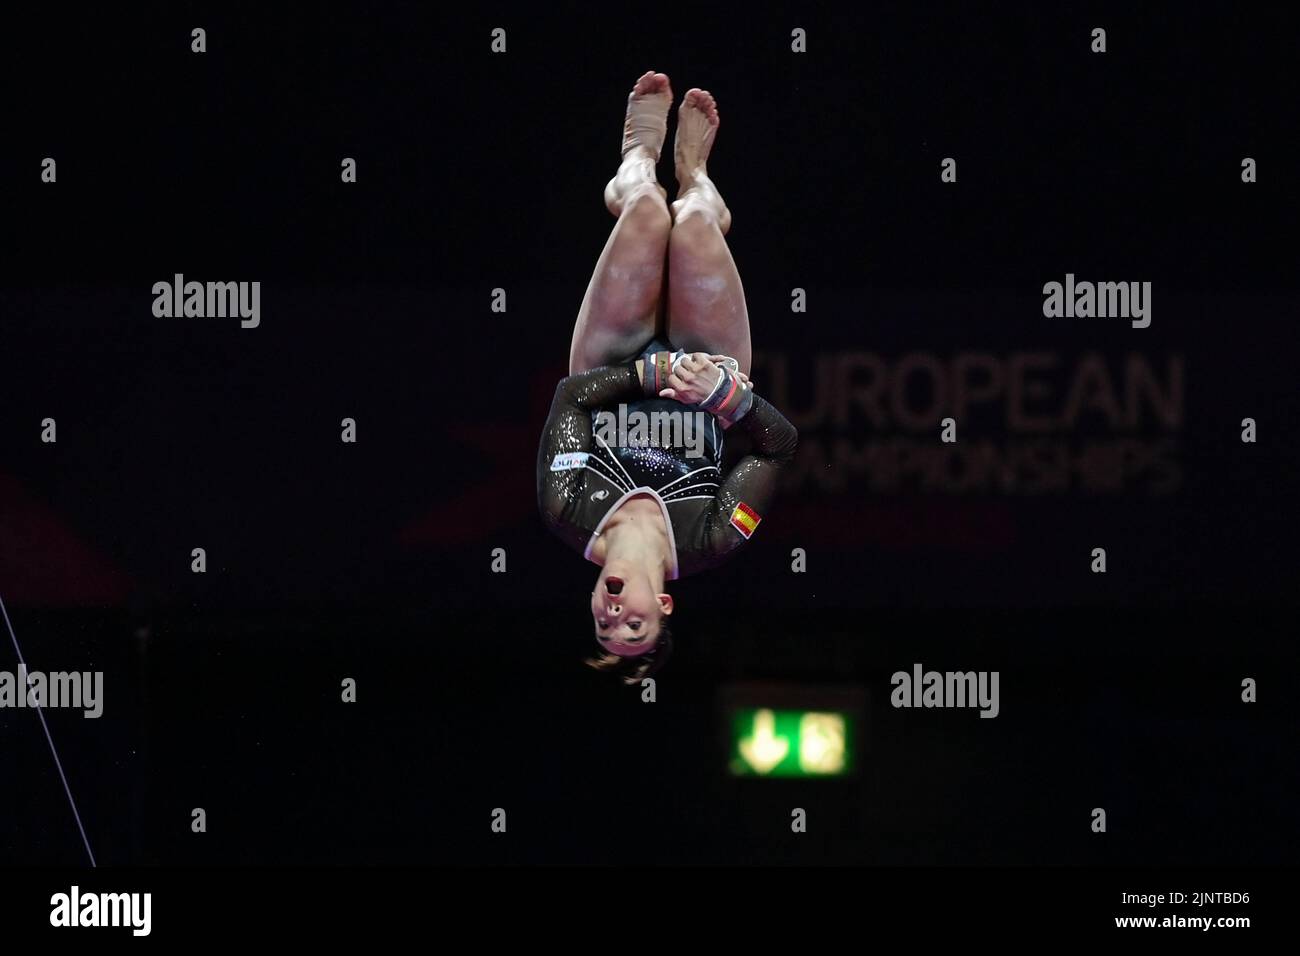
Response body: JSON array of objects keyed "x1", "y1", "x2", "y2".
[{"x1": 798, "y1": 713, "x2": 846, "y2": 774}]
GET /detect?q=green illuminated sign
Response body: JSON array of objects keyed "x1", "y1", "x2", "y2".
[{"x1": 728, "y1": 708, "x2": 853, "y2": 777}]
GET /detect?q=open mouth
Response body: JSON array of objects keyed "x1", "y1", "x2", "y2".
[{"x1": 605, "y1": 576, "x2": 624, "y2": 596}]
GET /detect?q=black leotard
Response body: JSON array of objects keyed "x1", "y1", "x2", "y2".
[{"x1": 536, "y1": 362, "x2": 798, "y2": 578}]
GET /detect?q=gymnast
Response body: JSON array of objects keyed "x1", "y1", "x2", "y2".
[{"x1": 537, "y1": 71, "x2": 799, "y2": 682}]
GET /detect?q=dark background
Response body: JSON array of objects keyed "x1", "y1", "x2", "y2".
[{"x1": 1, "y1": 4, "x2": 1297, "y2": 865}]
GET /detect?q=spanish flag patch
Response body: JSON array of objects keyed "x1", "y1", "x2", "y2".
[{"x1": 729, "y1": 501, "x2": 762, "y2": 538}]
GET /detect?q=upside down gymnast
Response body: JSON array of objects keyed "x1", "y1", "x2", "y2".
[{"x1": 537, "y1": 71, "x2": 799, "y2": 682}]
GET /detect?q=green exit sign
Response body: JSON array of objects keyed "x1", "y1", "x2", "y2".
[{"x1": 728, "y1": 707, "x2": 855, "y2": 777}]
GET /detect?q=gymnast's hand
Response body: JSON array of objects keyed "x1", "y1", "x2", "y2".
[
  {"x1": 705, "y1": 354, "x2": 752, "y2": 390},
  {"x1": 657, "y1": 352, "x2": 720, "y2": 404}
]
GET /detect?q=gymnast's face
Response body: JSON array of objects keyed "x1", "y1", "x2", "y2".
[{"x1": 592, "y1": 568, "x2": 672, "y2": 655}]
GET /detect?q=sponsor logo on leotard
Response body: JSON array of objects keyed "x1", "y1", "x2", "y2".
[
  {"x1": 550, "y1": 452, "x2": 590, "y2": 471},
  {"x1": 591, "y1": 489, "x2": 610, "y2": 501}
]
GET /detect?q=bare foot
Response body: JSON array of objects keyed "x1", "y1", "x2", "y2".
[
  {"x1": 673, "y1": 88, "x2": 719, "y2": 188},
  {"x1": 604, "y1": 71, "x2": 672, "y2": 216},
  {"x1": 621, "y1": 70, "x2": 672, "y2": 160},
  {"x1": 672, "y1": 88, "x2": 730, "y2": 233}
]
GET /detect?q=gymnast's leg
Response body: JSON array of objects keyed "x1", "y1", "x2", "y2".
[
  {"x1": 665, "y1": 88, "x2": 752, "y2": 376},
  {"x1": 568, "y1": 71, "x2": 674, "y2": 374}
]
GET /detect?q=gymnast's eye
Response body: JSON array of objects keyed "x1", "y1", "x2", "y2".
[{"x1": 629, "y1": 621, "x2": 641, "y2": 631}]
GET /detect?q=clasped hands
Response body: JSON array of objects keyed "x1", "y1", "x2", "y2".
[{"x1": 657, "y1": 352, "x2": 751, "y2": 405}]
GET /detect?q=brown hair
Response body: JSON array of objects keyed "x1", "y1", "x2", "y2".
[{"x1": 585, "y1": 625, "x2": 674, "y2": 685}]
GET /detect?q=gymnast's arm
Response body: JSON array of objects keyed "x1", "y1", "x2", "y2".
[
  {"x1": 536, "y1": 363, "x2": 645, "y2": 529},
  {"x1": 705, "y1": 394, "x2": 799, "y2": 556}
]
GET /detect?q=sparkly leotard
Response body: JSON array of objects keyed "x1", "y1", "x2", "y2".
[{"x1": 537, "y1": 354, "x2": 798, "y2": 578}]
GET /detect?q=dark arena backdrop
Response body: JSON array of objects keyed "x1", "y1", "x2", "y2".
[{"x1": 1, "y1": 2, "x2": 1296, "y2": 931}]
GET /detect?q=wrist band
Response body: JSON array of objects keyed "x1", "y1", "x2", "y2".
[
  {"x1": 639, "y1": 349, "x2": 685, "y2": 396},
  {"x1": 716, "y1": 384, "x2": 755, "y2": 426},
  {"x1": 698, "y1": 364, "x2": 754, "y2": 423}
]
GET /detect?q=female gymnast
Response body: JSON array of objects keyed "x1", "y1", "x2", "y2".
[{"x1": 537, "y1": 71, "x2": 798, "y2": 682}]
